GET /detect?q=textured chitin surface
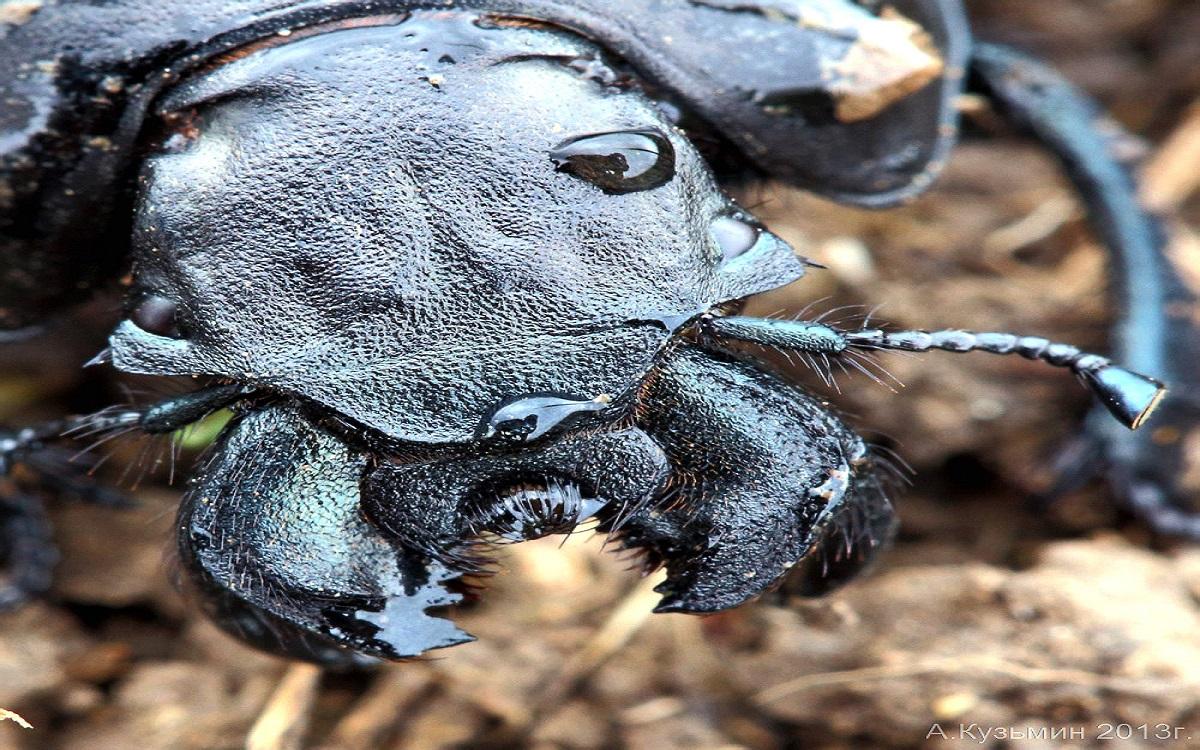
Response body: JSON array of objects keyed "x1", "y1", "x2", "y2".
[
  {"x1": 179, "y1": 404, "x2": 474, "y2": 662},
  {"x1": 615, "y1": 346, "x2": 894, "y2": 612},
  {"x1": 177, "y1": 347, "x2": 893, "y2": 661},
  {"x1": 0, "y1": 0, "x2": 962, "y2": 328},
  {"x1": 109, "y1": 14, "x2": 809, "y2": 444}
]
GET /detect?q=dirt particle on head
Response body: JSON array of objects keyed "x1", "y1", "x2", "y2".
[{"x1": 817, "y1": 6, "x2": 944, "y2": 123}]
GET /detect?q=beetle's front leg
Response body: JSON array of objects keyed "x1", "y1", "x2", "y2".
[
  {"x1": 608, "y1": 345, "x2": 896, "y2": 613},
  {"x1": 0, "y1": 383, "x2": 252, "y2": 609}
]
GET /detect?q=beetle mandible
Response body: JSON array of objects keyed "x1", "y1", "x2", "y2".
[{"x1": 0, "y1": 0, "x2": 1195, "y2": 664}]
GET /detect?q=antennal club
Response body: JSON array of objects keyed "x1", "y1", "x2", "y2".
[{"x1": 697, "y1": 316, "x2": 1166, "y2": 430}]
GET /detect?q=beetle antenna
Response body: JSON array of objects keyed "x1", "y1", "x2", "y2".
[
  {"x1": 763, "y1": 305, "x2": 906, "y2": 391},
  {"x1": 843, "y1": 327, "x2": 1165, "y2": 429},
  {"x1": 697, "y1": 316, "x2": 1166, "y2": 430}
]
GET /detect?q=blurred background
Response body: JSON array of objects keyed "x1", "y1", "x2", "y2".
[{"x1": 3, "y1": 1, "x2": 1200, "y2": 747}]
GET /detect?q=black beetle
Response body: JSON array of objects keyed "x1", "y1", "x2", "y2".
[{"x1": 0, "y1": 1, "x2": 1194, "y2": 665}]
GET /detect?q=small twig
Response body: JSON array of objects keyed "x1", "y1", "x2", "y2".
[
  {"x1": 1142, "y1": 101, "x2": 1200, "y2": 212},
  {"x1": 620, "y1": 696, "x2": 687, "y2": 726},
  {"x1": 0, "y1": 708, "x2": 32, "y2": 730},
  {"x1": 527, "y1": 570, "x2": 665, "y2": 721},
  {"x1": 245, "y1": 664, "x2": 323, "y2": 750},
  {"x1": 982, "y1": 191, "x2": 1079, "y2": 258},
  {"x1": 320, "y1": 667, "x2": 433, "y2": 750}
]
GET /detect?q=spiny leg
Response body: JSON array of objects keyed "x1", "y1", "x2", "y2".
[
  {"x1": 970, "y1": 43, "x2": 1200, "y2": 535},
  {"x1": 0, "y1": 437, "x2": 124, "y2": 610},
  {"x1": 0, "y1": 383, "x2": 250, "y2": 609},
  {"x1": 610, "y1": 345, "x2": 896, "y2": 613}
]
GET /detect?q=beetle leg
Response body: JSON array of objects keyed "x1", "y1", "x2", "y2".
[
  {"x1": 0, "y1": 423, "x2": 151, "y2": 608},
  {"x1": 608, "y1": 345, "x2": 896, "y2": 613},
  {"x1": 21, "y1": 448, "x2": 130, "y2": 507},
  {"x1": 971, "y1": 43, "x2": 1200, "y2": 535},
  {"x1": 0, "y1": 386, "x2": 244, "y2": 608},
  {"x1": 0, "y1": 489, "x2": 57, "y2": 609},
  {"x1": 0, "y1": 429, "x2": 145, "y2": 610},
  {"x1": 0, "y1": 383, "x2": 251, "y2": 475}
]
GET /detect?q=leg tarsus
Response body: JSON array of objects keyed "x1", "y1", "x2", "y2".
[
  {"x1": 24, "y1": 447, "x2": 135, "y2": 508},
  {"x1": 0, "y1": 384, "x2": 253, "y2": 610},
  {"x1": 1084, "y1": 401, "x2": 1200, "y2": 539},
  {"x1": 1122, "y1": 477, "x2": 1200, "y2": 539}
]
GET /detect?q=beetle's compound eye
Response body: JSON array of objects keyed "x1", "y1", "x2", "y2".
[
  {"x1": 550, "y1": 130, "x2": 675, "y2": 194},
  {"x1": 129, "y1": 293, "x2": 184, "y2": 338}
]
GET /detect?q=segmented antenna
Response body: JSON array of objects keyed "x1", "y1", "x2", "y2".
[{"x1": 698, "y1": 317, "x2": 1166, "y2": 430}]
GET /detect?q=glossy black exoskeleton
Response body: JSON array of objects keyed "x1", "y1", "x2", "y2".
[{"x1": 0, "y1": 1, "x2": 1194, "y2": 664}]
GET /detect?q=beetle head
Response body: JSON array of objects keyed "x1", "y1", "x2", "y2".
[{"x1": 110, "y1": 11, "x2": 808, "y2": 446}]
